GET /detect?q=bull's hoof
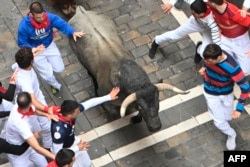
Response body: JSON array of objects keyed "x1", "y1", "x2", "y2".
[{"x1": 130, "y1": 115, "x2": 142, "y2": 124}]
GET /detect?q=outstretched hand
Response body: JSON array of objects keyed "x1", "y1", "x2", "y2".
[
  {"x1": 231, "y1": 110, "x2": 241, "y2": 119},
  {"x1": 32, "y1": 44, "x2": 45, "y2": 56},
  {"x1": 48, "y1": 106, "x2": 61, "y2": 114},
  {"x1": 77, "y1": 140, "x2": 90, "y2": 151},
  {"x1": 46, "y1": 113, "x2": 59, "y2": 122},
  {"x1": 73, "y1": 31, "x2": 85, "y2": 41},
  {"x1": 239, "y1": 7, "x2": 248, "y2": 17},
  {"x1": 161, "y1": 3, "x2": 173, "y2": 14},
  {"x1": 109, "y1": 87, "x2": 120, "y2": 100},
  {"x1": 198, "y1": 67, "x2": 206, "y2": 76}
]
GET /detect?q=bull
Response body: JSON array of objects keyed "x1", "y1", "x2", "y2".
[
  {"x1": 68, "y1": 6, "x2": 189, "y2": 132},
  {"x1": 47, "y1": 0, "x2": 76, "y2": 16}
]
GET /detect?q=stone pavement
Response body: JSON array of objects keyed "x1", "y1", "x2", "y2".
[{"x1": 1, "y1": 0, "x2": 250, "y2": 167}]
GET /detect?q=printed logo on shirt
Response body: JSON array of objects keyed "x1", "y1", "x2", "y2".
[
  {"x1": 69, "y1": 125, "x2": 75, "y2": 136},
  {"x1": 35, "y1": 28, "x2": 45, "y2": 35},
  {"x1": 54, "y1": 132, "x2": 61, "y2": 139},
  {"x1": 30, "y1": 28, "x2": 50, "y2": 40}
]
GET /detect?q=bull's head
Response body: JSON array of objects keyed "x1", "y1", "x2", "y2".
[
  {"x1": 120, "y1": 83, "x2": 189, "y2": 132},
  {"x1": 48, "y1": 0, "x2": 76, "y2": 17}
]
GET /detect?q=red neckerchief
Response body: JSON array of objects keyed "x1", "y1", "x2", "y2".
[
  {"x1": 30, "y1": 12, "x2": 50, "y2": 29},
  {"x1": 200, "y1": 5, "x2": 211, "y2": 18},
  {"x1": 0, "y1": 86, "x2": 6, "y2": 94},
  {"x1": 17, "y1": 107, "x2": 35, "y2": 118},
  {"x1": 57, "y1": 114, "x2": 73, "y2": 126},
  {"x1": 47, "y1": 160, "x2": 58, "y2": 167}
]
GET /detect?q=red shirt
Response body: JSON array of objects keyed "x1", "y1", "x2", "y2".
[
  {"x1": 210, "y1": 2, "x2": 250, "y2": 38},
  {"x1": 46, "y1": 160, "x2": 58, "y2": 167}
]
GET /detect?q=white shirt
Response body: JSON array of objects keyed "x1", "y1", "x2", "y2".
[
  {"x1": 13, "y1": 65, "x2": 46, "y2": 104},
  {"x1": 3, "y1": 104, "x2": 37, "y2": 145},
  {"x1": 169, "y1": 0, "x2": 221, "y2": 46},
  {"x1": 243, "y1": 0, "x2": 250, "y2": 9}
]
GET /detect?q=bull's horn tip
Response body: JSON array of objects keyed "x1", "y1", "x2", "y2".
[
  {"x1": 182, "y1": 91, "x2": 190, "y2": 94},
  {"x1": 120, "y1": 107, "x2": 126, "y2": 117}
]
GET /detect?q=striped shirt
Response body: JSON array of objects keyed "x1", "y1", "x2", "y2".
[{"x1": 203, "y1": 52, "x2": 250, "y2": 112}]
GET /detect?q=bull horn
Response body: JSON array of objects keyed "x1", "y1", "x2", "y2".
[
  {"x1": 120, "y1": 93, "x2": 136, "y2": 117},
  {"x1": 155, "y1": 83, "x2": 190, "y2": 94}
]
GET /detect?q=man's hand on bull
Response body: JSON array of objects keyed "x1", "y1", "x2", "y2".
[
  {"x1": 32, "y1": 44, "x2": 45, "y2": 56},
  {"x1": 109, "y1": 87, "x2": 120, "y2": 100},
  {"x1": 73, "y1": 31, "x2": 85, "y2": 42}
]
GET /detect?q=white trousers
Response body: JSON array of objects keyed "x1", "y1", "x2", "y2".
[
  {"x1": 8, "y1": 147, "x2": 47, "y2": 167},
  {"x1": 0, "y1": 100, "x2": 14, "y2": 126},
  {"x1": 203, "y1": 91, "x2": 235, "y2": 137},
  {"x1": 37, "y1": 94, "x2": 52, "y2": 149},
  {"x1": 155, "y1": 15, "x2": 212, "y2": 58},
  {"x1": 0, "y1": 100, "x2": 13, "y2": 111},
  {"x1": 33, "y1": 41, "x2": 64, "y2": 89},
  {"x1": 61, "y1": 137, "x2": 92, "y2": 167},
  {"x1": 220, "y1": 31, "x2": 250, "y2": 75}
]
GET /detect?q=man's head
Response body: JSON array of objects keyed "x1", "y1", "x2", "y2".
[
  {"x1": 56, "y1": 148, "x2": 75, "y2": 167},
  {"x1": 29, "y1": 2, "x2": 45, "y2": 23},
  {"x1": 203, "y1": 44, "x2": 223, "y2": 64},
  {"x1": 190, "y1": 0, "x2": 207, "y2": 18},
  {"x1": 15, "y1": 47, "x2": 34, "y2": 69},
  {"x1": 17, "y1": 92, "x2": 32, "y2": 110},
  {"x1": 60, "y1": 100, "x2": 80, "y2": 119}
]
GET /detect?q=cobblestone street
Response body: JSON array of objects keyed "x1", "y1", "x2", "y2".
[{"x1": 1, "y1": 0, "x2": 250, "y2": 167}]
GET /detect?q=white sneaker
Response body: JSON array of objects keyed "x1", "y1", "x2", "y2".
[{"x1": 226, "y1": 131, "x2": 237, "y2": 150}]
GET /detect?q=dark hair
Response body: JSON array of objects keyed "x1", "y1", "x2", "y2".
[
  {"x1": 17, "y1": 92, "x2": 32, "y2": 109},
  {"x1": 208, "y1": 0, "x2": 224, "y2": 5},
  {"x1": 190, "y1": 0, "x2": 207, "y2": 14},
  {"x1": 29, "y1": 2, "x2": 44, "y2": 14},
  {"x1": 55, "y1": 148, "x2": 75, "y2": 166},
  {"x1": 15, "y1": 47, "x2": 33, "y2": 69},
  {"x1": 60, "y1": 100, "x2": 79, "y2": 116},
  {"x1": 203, "y1": 44, "x2": 222, "y2": 60}
]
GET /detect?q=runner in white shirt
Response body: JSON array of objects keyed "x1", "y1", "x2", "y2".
[
  {"x1": 149, "y1": 0, "x2": 220, "y2": 64},
  {"x1": 12, "y1": 47, "x2": 59, "y2": 150},
  {"x1": 3, "y1": 92, "x2": 55, "y2": 166}
]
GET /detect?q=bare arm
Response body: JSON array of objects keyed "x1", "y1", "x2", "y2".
[
  {"x1": 30, "y1": 93, "x2": 46, "y2": 112},
  {"x1": 26, "y1": 136, "x2": 55, "y2": 160},
  {"x1": 80, "y1": 87, "x2": 120, "y2": 111},
  {"x1": 35, "y1": 109, "x2": 58, "y2": 122}
]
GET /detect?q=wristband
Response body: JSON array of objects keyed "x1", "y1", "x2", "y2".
[
  {"x1": 52, "y1": 106, "x2": 61, "y2": 114},
  {"x1": 79, "y1": 104, "x2": 84, "y2": 112},
  {"x1": 44, "y1": 106, "x2": 49, "y2": 113}
]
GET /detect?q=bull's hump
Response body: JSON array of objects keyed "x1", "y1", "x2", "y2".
[{"x1": 118, "y1": 59, "x2": 151, "y2": 83}]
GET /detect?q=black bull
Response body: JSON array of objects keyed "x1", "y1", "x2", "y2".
[{"x1": 68, "y1": 6, "x2": 189, "y2": 132}]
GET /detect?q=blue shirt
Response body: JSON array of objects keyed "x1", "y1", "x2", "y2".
[{"x1": 17, "y1": 11, "x2": 75, "y2": 48}]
